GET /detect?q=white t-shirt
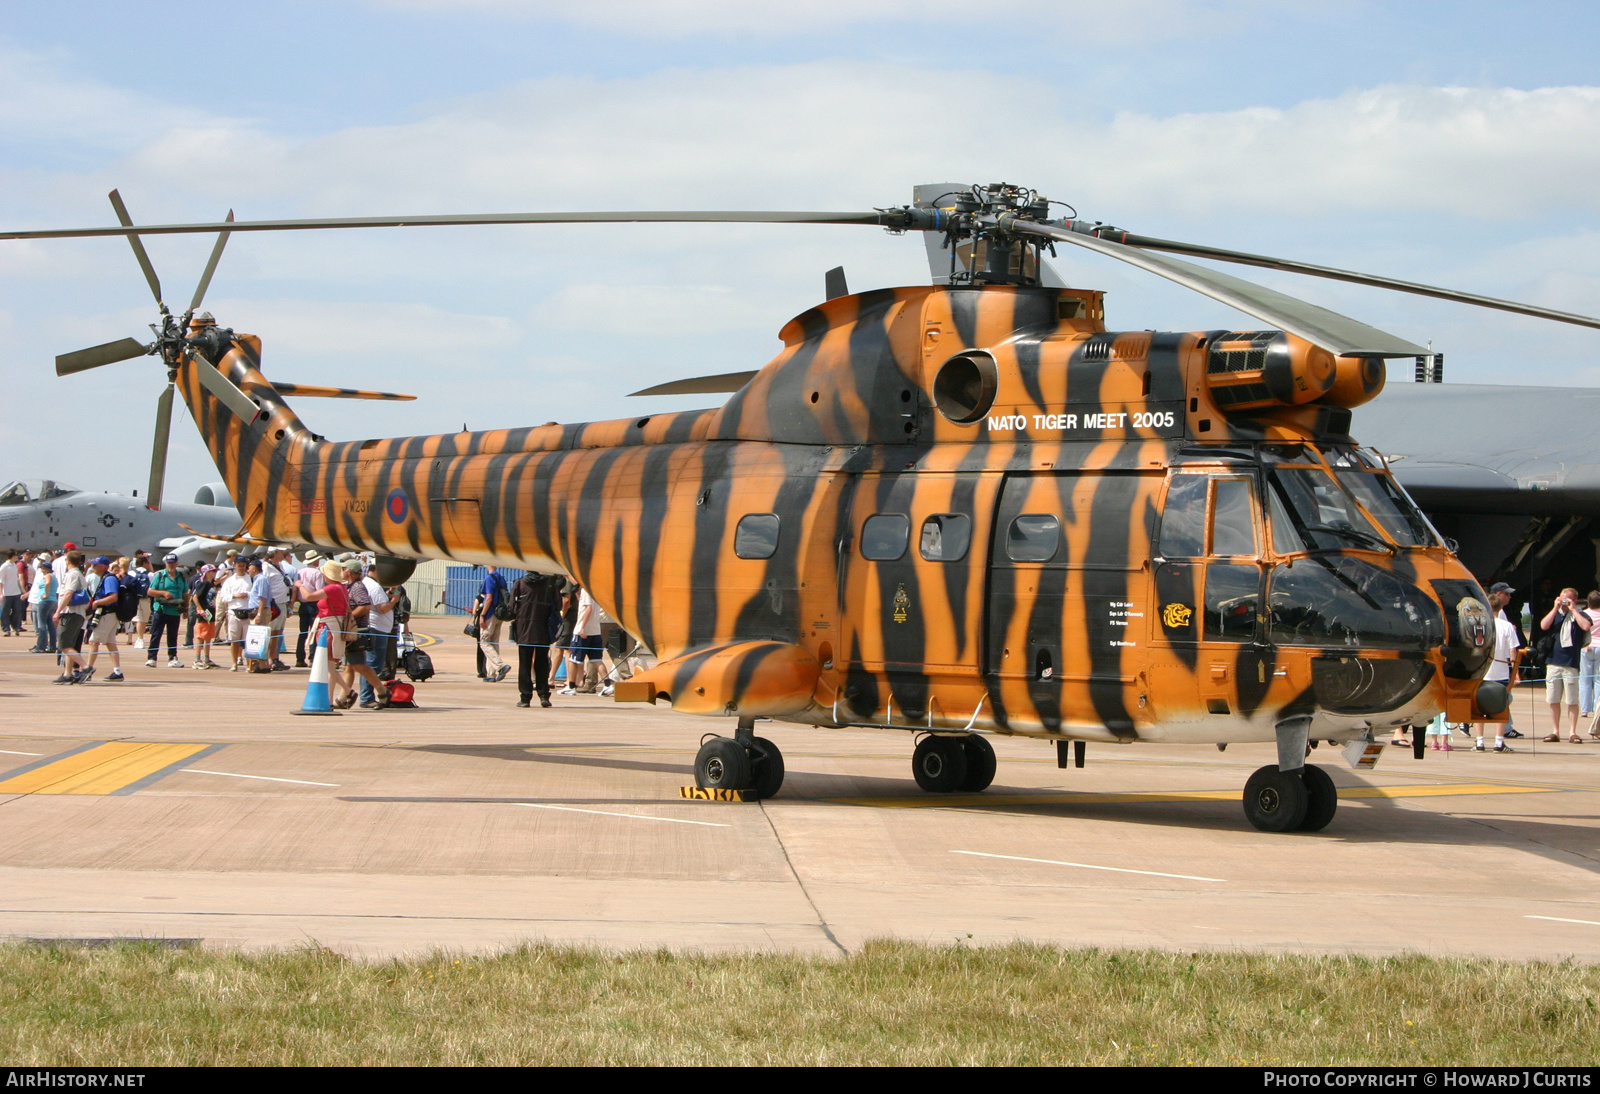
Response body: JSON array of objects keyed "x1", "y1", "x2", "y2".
[
  {"x1": 52, "y1": 555, "x2": 69, "y2": 588},
  {"x1": 0, "y1": 561, "x2": 19, "y2": 598},
  {"x1": 220, "y1": 573, "x2": 253, "y2": 610},
  {"x1": 58, "y1": 568, "x2": 87, "y2": 616},
  {"x1": 1486, "y1": 617, "x2": 1521, "y2": 683},
  {"x1": 577, "y1": 588, "x2": 603, "y2": 637},
  {"x1": 362, "y1": 577, "x2": 393, "y2": 631},
  {"x1": 263, "y1": 565, "x2": 289, "y2": 609}
]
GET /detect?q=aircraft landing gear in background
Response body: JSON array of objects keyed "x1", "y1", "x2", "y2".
[
  {"x1": 912, "y1": 734, "x2": 996, "y2": 793},
  {"x1": 1242, "y1": 764, "x2": 1338, "y2": 832},
  {"x1": 692, "y1": 718, "x2": 786, "y2": 800}
]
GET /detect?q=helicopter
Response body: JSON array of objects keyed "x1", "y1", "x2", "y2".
[{"x1": 10, "y1": 182, "x2": 1600, "y2": 834}]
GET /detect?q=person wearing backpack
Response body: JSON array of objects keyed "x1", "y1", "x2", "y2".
[
  {"x1": 1539, "y1": 586, "x2": 1592, "y2": 744},
  {"x1": 475, "y1": 565, "x2": 511, "y2": 683},
  {"x1": 83, "y1": 556, "x2": 126, "y2": 682},
  {"x1": 145, "y1": 553, "x2": 188, "y2": 668},
  {"x1": 127, "y1": 551, "x2": 152, "y2": 650}
]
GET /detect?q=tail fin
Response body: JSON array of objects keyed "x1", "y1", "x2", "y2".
[{"x1": 174, "y1": 329, "x2": 314, "y2": 542}]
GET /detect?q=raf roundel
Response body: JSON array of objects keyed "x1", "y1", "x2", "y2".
[{"x1": 385, "y1": 488, "x2": 409, "y2": 524}]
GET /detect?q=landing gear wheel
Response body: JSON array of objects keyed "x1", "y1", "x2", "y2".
[
  {"x1": 958, "y1": 734, "x2": 996, "y2": 792},
  {"x1": 695, "y1": 736, "x2": 751, "y2": 792},
  {"x1": 912, "y1": 735, "x2": 968, "y2": 793},
  {"x1": 747, "y1": 736, "x2": 785, "y2": 800},
  {"x1": 1242, "y1": 764, "x2": 1309, "y2": 832},
  {"x1": 1297, "y1": 764, "x2": 1338, "y2": 832}
]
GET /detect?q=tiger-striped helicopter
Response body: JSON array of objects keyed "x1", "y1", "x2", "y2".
[{"x1": 13, "y1": 182, "x2": 1600, "y2": 832}]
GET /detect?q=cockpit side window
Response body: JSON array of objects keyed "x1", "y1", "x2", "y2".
[
  {"x1": 1209, "y1": 479, "x2": 1257, "y2": 557},
  {"x1": 1157, "y1": 473, "x2": 1208, "y2": 558}
]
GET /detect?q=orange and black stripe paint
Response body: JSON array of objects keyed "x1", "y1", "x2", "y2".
[{"x1": 172, "y1": 283, "x2": 1494, "y2": 746}]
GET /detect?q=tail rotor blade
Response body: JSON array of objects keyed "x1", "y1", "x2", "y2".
[
  {"x1": 190, "y1": 351, "x2": 261, "y2": 422},
  {"x1": 189, "y1": 210, "x2": 234, "y2": 314},
  {"x1": 147, "y1": 383, "x2": 174, "y2": 511},
  {"x1": 107, "y1": 189, "x2": 164, "y2": 308},
  {"x1": 55, "y1": 337, "x2": 148, "y2": 376}
]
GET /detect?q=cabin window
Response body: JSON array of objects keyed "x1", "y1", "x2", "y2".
[
  {"x1": 860, "y1": 514, "x2": 911, "y2": 561},
  {"x1": 734, "y1": 514, "x2": 781, "y2": 559},
  {"x1": 919, "y1": 514, "x2": 972, "y2": 562},
  {"x1": 1157, "y1": 473, "x2": 1208, "y2": 558},
  {"x1": 1209, "y1": 478, "x2": 1257, "y2": 557},
  {"x1": 1204, "y1": 563, "x2": 1260, "y2": 641},
  {"x1": 1005, "y1": 514, "x2": 1061, "y2": 562}
]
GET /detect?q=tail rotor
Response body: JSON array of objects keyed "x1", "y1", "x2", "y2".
[{"x1": 52, "y1": 190, "x2": 253, "y2": 512}]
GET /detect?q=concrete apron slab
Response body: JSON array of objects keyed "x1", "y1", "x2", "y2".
[{"x1": 2, "y1": 618, "x2": 1599, "y2": 960}]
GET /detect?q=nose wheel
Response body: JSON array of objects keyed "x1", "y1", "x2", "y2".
[
  {"x1": 912, "y1": 734, "x2": 996, "y2": 793},
  {"x1": 1243, "y1": 764, "x2": 1338, "y2": 832}
]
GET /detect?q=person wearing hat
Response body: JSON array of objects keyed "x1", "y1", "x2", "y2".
[
  {"x1": 1471, "y1": 581, "x2": 1525, "y2": 752},
  {"x1": 83, "y1": 556, "x2": 125, "y2": 682},
  {"x1": 190, "y1": 563, "x2": 221, "y2": 669},
  {"x1": 219, "y1": 554, "x2": 254, "y2": 670},
  {"x1": 52, "y1": 551, "x2": 91, "y2": 683},
  {"x1": 146, "y1": 553, "x2": 188, "y2": 668},
  {"x1": 27, "y1": 551, "x2": 57, "y2": 654},
  {"x1": 293, "y1": 550, "x2": 325, "y2": 667},
  {"x1": 299, "y1": 558, "x2": 355, "y2": 706}
]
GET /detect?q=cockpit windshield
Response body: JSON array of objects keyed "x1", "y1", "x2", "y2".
[
  {"x1": 0, "y1": 480, "x2": 78, "y2": 506},
  {"x1": 1267, "y1": 467, "x2": 1393, "y2": 553},
  {"x1": 1321, "y1": 447, "x2": 1439, "y2": 548},
  {"x1": 0, "y1": 481, "x2": 38, "y2": 505}
]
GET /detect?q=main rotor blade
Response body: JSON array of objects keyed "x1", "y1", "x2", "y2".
[
  {"x1": 1008, "y1": 218, "x2": 1427, "y2": 358},
  {"x1": 0, "y1": 209, "x2": 888, "y2": 241},
  {"x1": 629, "y1": 370, "x2": 758, "y2": 397},
  {"x1": 188, "y1": 210, "x2": 234, "y2": 313},
  {"x1": 107, "y1": 189, "x2": 164, "y2": 307},
  {"x1": 190, "y1": 351, "x2": 261, "y2": 422},
  {"x1": 147, "y1": 383, "x2": 173, "y2": 511},
  {"x1": 55, "y1": 337, "x2": 148, "y2": 376},
  {"x1": 269, "y1": 382, "x2": 415, "y2": 401},
  {"x1": 1114, "y1": 232, "x2": 1600, "y2": 332}
]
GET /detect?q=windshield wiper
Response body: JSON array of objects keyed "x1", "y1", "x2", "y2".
[{"x1": 1301, "y1": 523, "x2": 1396, "y2": 554}]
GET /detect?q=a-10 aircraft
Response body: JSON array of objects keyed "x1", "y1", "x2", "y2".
[
  {"x1": 0, "y1": 478, "x2": 239, "y2": 559},
  {"x1": 10, "y1": 182, "x2": 1599, "y2": 835}
]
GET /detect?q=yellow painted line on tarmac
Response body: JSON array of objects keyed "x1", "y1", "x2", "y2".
[
  {"x1": 823, "y1": 782, "x2": 1557, "y2": 809},
  {"x1": 0, "y1": 742, "x2": 221, "y2": 796},
  {"x1": 410, "y1": 632, "x2": 439, "y2": 648}
]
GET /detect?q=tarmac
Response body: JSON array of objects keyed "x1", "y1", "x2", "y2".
[{"x1": 2, "y1": 617, "x2": 1598, "y2": 961}]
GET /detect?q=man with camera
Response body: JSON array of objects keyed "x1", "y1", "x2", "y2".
[{"x1": 1540, "y1": 586, "x2": 1592, "y2": 744}]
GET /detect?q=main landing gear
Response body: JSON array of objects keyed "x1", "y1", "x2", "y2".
[
  {"x1": 911, "y1": 734, "x2": 996, "y2": 793},
  {"x1": 693, "y1": 717, "x2": 785, "y2": 799}
]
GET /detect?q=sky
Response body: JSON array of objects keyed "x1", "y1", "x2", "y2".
[{"x1": 3, "y1": 0, "x2": 1599, "y2": 497}]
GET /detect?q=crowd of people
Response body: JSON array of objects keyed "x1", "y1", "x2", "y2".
[
  {"x1": 3, "y1": 542, "x2": 418, "y2": 709},
  {"x1": 3, "y1": 544, "x2": 640, "y2": 712},
  {"x1": 1389, "y1": 579, "x2": 1600, "y2": 752},
  {"x1": 468, "y1": 565, "x2": 636, "y2": 709}
]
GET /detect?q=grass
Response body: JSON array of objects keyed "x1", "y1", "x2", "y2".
[{"x1": 1, "y1": 941, "x2": 1596, "y2": 1065}]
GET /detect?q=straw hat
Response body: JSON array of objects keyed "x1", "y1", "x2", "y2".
[{"x1": 319, "y1": 559, "x2": 347, "y2": 582}]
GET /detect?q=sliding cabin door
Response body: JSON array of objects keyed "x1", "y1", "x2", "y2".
[{"x1": 985, "y1": 472, "x2": 1161, "y2": 735}]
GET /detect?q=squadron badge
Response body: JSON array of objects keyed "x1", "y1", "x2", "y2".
[
  {"x1": 892, "y1": 584, "x2": 909, "y2": 624},
  {"x1": 1162, "y1": 602, "x2": 1193, "y2": 630}
]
